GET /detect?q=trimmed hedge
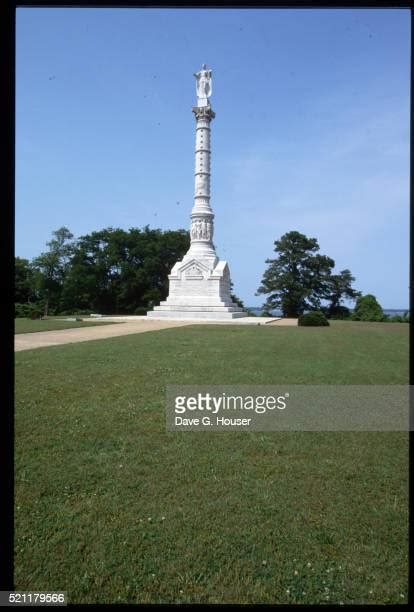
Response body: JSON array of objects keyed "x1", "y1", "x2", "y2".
[
  {"x1": 298, "y1": 311, "x2": 330, "y2": 327},
  {"x1": 15, "y1": 303, "x2": 43, "y2": 319},
  {"x1": 134, "y1": 306, "x2": 149, "y2": 316}
]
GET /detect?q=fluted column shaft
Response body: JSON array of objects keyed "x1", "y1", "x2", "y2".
[{"x1": 184, "y1": 105, "x2": 217, "y2": 265}]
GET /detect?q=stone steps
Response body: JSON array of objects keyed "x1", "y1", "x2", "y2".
[
  {"x1": 152, "y1": 304, "x2": 244, "y2": 313},
  {"x1": 147, "y1": 309, "x2": 248, "y2": 320}
]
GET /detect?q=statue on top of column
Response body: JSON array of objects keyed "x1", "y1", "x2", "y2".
[{"x1": 194, "y1": 64, "x2": 212, "y2": 107}]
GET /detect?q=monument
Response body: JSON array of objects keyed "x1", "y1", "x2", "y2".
[{"x1": 147, "y1": 65, "x2": 247, "y2": 320}]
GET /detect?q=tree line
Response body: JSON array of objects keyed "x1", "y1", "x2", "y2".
[
  {"x1": 15, "y1": 226, "x2": 190, "y2": 317},
  {"x1": 16, "y1": 225, "x2": 402, "y2": 322}
]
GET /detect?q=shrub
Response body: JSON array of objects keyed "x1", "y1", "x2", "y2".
[
  {"x1": 29, "y1": 306, "x2": 43, "y2": 320},
  {"x1": 59, "y1": 309, "x2": 93, "y2": 316},
  {"x1": 351, "y1": 294, "x2": 384, "y2": 322},
  {"x1": 388, "y1": 314, "x2": 409, "y2": 323},
  {"x1": 327, "y1": 305, "x2": 351, "y2": 320},
  {"x1": 298, "y1": 311, "x2": 330, "y2": 327},
  {"x1": 15, "y1": 303, "x2": 31, "y2": 318},
  {"x1": 134, "y1": 306, "x2": 149, "y2": 315},
  {"x1": 15, "y1": 303, "x2": 43, "y2": 319}
]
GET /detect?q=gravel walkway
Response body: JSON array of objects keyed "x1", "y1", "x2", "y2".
[
  {"x1": 15, "y1": 317, "x2": 297, "y2": 352},
  {"x1": 14, "y1": 320, "x2": 191, "y2": 352}
]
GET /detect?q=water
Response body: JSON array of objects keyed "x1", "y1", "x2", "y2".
[
  {"x1": 248, "y1": 307, "x2": 408, "y2": 317},
  {"x1": 248, "y1": 307, "x2": 282, "y2": 317},
  {"x1": 383, "y1": 309, "x2": 409, "y2": 317}
]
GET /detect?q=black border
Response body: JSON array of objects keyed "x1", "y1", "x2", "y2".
[{"x1": 2, "y1": 0, "x2": 412, "y2": 605}]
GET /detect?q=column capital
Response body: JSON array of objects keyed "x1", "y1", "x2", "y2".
[{"x1": 192, "y1": 106, "x2": 216, "y2": 121}]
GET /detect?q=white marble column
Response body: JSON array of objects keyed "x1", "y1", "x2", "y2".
[
  {"x1": 146, "y1": 64, "x2": 247, "y2": 319},
  {"x1": 184, "y1": 105, "x2": 217, "y2": 266}
]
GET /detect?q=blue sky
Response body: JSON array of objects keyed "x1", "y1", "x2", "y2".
[{"x1": 16, "y1": 8, "x2": 410, "y2": 308}]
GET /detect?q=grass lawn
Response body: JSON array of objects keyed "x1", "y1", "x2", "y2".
[
  {"x1": 15, "y1": 318, "x2": 119, "y2": 334},
  {"x1": 14, "y1": 321, "x2": 408, "y2": 604}
]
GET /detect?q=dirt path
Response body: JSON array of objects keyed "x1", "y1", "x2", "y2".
[
  {"x1": 15, "y1": 317, "x2": 298, "y2": 352},
  {"x1": 265, "y1": 318, "x2": 298, "y2": 326},
  {"x1": 14, "y1": 320, "x2": 191, "y2": 352}
]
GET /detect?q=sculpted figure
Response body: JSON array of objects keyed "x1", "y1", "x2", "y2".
[{"x1": 194, "y1": 64, "x2": 212, "y2": 107}]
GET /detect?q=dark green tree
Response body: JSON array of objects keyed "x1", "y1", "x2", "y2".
[
  {"x1": 15, "y1": 257, "x2": 36, "y2": 304},
  {"x1": 230, "y1": 280, "x2": 244, "y2": 309},
  {"x1": 351, "y1": 294, "x2": 384, "y2": 322},
  {"x1": 61, "y1": 226, "x2": 190, "y2": 314},
  {"x1": 256, "y1": 231, "x2": 335, "y2": 317},
  {"x1": 32, "y1": 227, "x2": 74, "y2": 316},
  {"x1": 324, "y1": 269, "x2": 361, "y2": 318}
]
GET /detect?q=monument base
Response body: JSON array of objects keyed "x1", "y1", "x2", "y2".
[
  {"x1": 147, "y1": 309, "x2": 247, "y2": 320},
  {"x1": 146, "y1": 256, "x2": 248, "y2": 320}
]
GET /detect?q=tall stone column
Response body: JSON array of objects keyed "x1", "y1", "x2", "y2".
[
  {"x1": 146, "y1": 65, "x2": 247, "y2": 320},
  {"x1": 184, "y1": 105, "x2": 217, "y2": 266}
]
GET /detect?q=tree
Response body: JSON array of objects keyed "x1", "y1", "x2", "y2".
[
  {"x1": 15, "y1": 257, "x2": 36, "y2": 304},
  {"x1": 230, "y1": 280, "x2": 244, "y2": 309},
  {"x1": 32, "y1": 227, "x2": 74, "y2": 316},
  {"x1": 61, "y1": 226, "x2": 190, "y2": 314},
  {"x1": 324, "y1": 269, "x2": 361, "y2": 318},
  {"x1": 61, "y1": 228, "x2": 129, "y2": 314},
  {"x1": 351, "y1": 294, "x2": 384, "y2": 322},
  {"x1": 256, "y1": 231, "x2": 335, "y2": 317}
]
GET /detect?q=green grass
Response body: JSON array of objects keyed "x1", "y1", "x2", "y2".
[
  {"x1": 14, "y1": 321, "x2": 408, "y2": 604},
  {"x1": 15, "y1": 318, "x2": 119, "y2": 334}
]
